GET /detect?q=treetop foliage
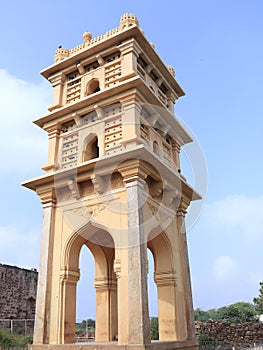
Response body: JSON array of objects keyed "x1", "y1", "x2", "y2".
[
  {"x1": 253, "y1": 281, "x2": 263, "y2": 315},
  {"x1": 194, "y1": 302, "x2": 257, "y2": 323}
]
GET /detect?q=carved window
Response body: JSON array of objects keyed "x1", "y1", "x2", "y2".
[
  {"x1": 86, "y1": 79, "x2": 100, "y2": 96},
  {"x1": 84, "y1": 136, "x2": 99, "y2": 161}
]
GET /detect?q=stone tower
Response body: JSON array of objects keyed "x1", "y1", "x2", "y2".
[{"x1": 23, "y1": 13, "x2": 200, "y2": 350}]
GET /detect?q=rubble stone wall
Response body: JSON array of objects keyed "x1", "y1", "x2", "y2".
[
  {"x1": 0, "y1": 264, "x2": 38, "y2": 334},
  {"x1": 196, "y1": 320, "x2": 263, "y2": 347}
]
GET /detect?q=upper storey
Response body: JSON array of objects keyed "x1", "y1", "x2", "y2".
[{"x1": 41, "y1": 13, "x2": 184, "y2": 114}]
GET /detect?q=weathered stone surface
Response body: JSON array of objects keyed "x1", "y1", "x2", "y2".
[
  {"x1": 0, "y1": 263, "x2": 37, "y2": 333},
  {"x1": 195, "y1": 320, "x2": 263, "y2": 347}
]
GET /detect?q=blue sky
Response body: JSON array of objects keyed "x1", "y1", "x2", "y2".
[{"x1": 0, "y1": 0, "x2": 263, "y2": 320}]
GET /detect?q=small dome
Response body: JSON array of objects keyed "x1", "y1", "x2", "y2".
[{"x1": 83, "y1": 32, "x2": 92, "y2": 42}]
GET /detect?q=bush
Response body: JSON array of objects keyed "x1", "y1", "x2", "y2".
[{"x1": 0, "y1": 329, "x2": 33, "y2": 348}]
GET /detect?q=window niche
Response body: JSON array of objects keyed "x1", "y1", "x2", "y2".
[
  {"x1": 85, "y1": 79, "x2": 100, "y2": 96},
  {"x1": 83, "y1": 135, "x2": 99, "y2": 162}
]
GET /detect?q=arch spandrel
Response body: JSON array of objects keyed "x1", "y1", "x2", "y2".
[{"x1": 62, "y1": 221, "x2": 115, "y2": 271}]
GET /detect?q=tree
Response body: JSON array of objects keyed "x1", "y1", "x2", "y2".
[
  {"x1": 194, "y1": 302, "x2": 256, "y2": 323},
  {"x1": 75, "y1": 319, "x2": 95, "y2": 335},
  {"x1": 194, "y1": 308, "x2": 210, "y2": 322},
  {"x1": 150, "y1": 317, "x2": 159, "y2": 340},
  {"x1": 253, "y1": 281, "x2": 263, "y2": 316},
  {"x1": 216, "y1": 302, "x2": 256, "y2": 323}
]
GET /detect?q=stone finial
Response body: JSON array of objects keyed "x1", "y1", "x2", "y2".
[
  {"x1": 119, "y1": 13, "x2": 139, "y2": 30},
  {"x1": 54, "y1": 47, "x2": 70, "y2": 63},
  {"x1": 83, "y1": 31, "x2": 92, "y2": 43},
  {"x1": 167, "y1": 65, "x2": 176, "y2": 77}
]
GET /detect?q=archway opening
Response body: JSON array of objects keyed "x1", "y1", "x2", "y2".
[
  {"x1": 64, "y1": 225, "x2": 117, "y2": 344},
  {"x1": 76, "y1": 246, "x2": 96, "y2": 341},
  {"x1": 147, "y1": 248, "x2": 159, "y2": 341},
  {"x1": 83, "y1": 136, "x2": 99, "y2": 161}
]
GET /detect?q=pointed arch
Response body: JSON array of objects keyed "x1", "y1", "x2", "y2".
[
  {"x1": 82, "y1": 134, "x2": 99, "y2": 162},
  {"x1": 60, "y1": 221, "x2": 117, "y2": 343},
  {"x1": 86, "y1": 78, "x2": 100, "y2": 96}
]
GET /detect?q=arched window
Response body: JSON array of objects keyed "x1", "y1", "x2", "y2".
[
  {"x1": 86, "y1": 79, "x2": 100, "y2": 96},
  {"x1": 83, "y1": 136, "x2": 99, "y2": 161}
]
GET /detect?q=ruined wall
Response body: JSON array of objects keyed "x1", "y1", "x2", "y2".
[
  {"x1": 0, "y1": 264, "x2": 38, "y2": 333},
  {"x1": 196, "y1": 320, "x2": 263, "y2": 347}
]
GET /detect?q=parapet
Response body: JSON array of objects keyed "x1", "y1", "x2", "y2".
[{"x1": 54, "y1": 13, "x2": 140, "y2": 63}]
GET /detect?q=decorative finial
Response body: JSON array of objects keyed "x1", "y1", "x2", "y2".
[
  {"x1": 119, "y1": 13, "x2": 139, "y2": 30},
  {"x1": 83, "y1": 31, "x2": 92, "y2": 43},
  {"x1": 167, "y1": 65, "x2": 175, "y2": 77}
]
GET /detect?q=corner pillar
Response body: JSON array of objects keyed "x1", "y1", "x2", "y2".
[
  {"x1": 42, "y1": 123, "x2": 61, "y2": 173},
  {"x1": 117, "y1": 165, "x2": 151, "y2": 345},
  {"x1": 177, "y1": 206, "x2": 196, "y2": 340},
  {"x1": 48, "y1": 73, "x2": 66, "y2": 111},
  {"x1": 33, "y1": 189, "x2": 56, "y2": 344},
  {"x1": 121, "y1": 100, "x2": 142, "y2": 149}
]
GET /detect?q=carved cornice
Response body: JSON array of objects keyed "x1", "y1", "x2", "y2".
[
  {"x1": 36, "y1": 188, "x2": 56, "y2": 206},
  {"x1": 118, "y1": 159, "x2": 149, "y2": 184},
  {"x1": 154, "y1": 271, "x2": 177, "y2": 287},
  {"x1": 94, "y1": 277, "x2": 117, "y2": 290},
  {"x1": 60, "y1": 268, "x2": 80, "y2": 285}
]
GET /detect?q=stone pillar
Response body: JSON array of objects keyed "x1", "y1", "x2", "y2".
[
  {"x1": 116, "y1": 166, "x2": 151, "y2": 345},
  {"x1": 172, "y1": 141, "x2": 181, "y2": 172},
  {"x1": 154, "y1": 271, "x2": 178, "y2": 341},
  {"x1": 119, "y1": 40, "x2": 141, "y2": 80},
  {"x1": 42, "y1": 123, "x2": 61, "y2": 173},
  {"x1": 121, "y1": 100, "x2": 141, "y2": 150},
  {"x1": 60, "y1": 268, "x2": 80, "y2": 344},
  {"x1": 177, "y1": 208, "x2": 196, "y2": 340},
  {"x1": 48, "y1": 73, "x2": 66, "y2": 111},
  {"x1": 33, "y1": 189, "x2": 56, "y2": 344},
  {"x1": 94, "y1": 277, "x2": 117, "y2": 341}
]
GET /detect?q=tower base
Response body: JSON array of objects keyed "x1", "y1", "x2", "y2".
[{"x1": 30, "y1": 340, "x2": 199, "y2": 350}]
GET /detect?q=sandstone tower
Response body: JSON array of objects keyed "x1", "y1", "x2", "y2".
[{"x1": 23, "y1": 13, "x2": 200, "y2": 350}]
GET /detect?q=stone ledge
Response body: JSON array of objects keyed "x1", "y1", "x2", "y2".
[{"x1": 30, "y1": 339, "x2": 198, "y2": 350}]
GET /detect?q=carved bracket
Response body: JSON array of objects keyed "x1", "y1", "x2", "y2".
[{"x1": 91, "y1": 174, "x2": 105, "y2": 194}]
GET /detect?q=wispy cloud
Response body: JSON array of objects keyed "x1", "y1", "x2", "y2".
[
  {"x1": 0, "y1": 225, "x2": 40, "y2": 269},
  {"x1": 213, "y1": 255, "x2": 241, "y2": 282},
  {"x1": 204, "y1": 194, "x2": 263, "y2": 245},
  {"x1": 0, "y1": 69, "x2": 52, "y2": 174},
  {"x1": 190, "y1": 194, "x2": 263, "y2": 308}
]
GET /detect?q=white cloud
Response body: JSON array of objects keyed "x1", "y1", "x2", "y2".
[
  {"x1": 0, "y1": 69, "x2": 52, "y2": 174},
  {"x1": 190, "y1": 195, "x2": 263, "y2": 307},
  {"x1": 204, "y1": 194, "x2": 263, "y2": 245},
  {"x1": 213, "y1": 255, "x2": 241, "y2": 282},
  {"x1": 0, "y1": 225, "x2": 40, "y2": 269}
]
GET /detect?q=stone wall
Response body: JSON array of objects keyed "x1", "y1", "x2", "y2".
[
  {"x1": 0, "y1": 264, "x2": 38, "y2": 333},
  {"x1": 196, "y1": 320, "x2": 263, "y2": 347}
]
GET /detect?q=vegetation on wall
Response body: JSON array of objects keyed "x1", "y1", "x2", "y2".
[
  {"x1": 253, "y1": 281, "x2": 263, "y2": 316},
  {"x1": 0, "y1": 329, "x2": 32, "y2": 348}
]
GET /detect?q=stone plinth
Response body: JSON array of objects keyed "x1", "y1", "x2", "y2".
[{"x1": 30, "y1": 340, "x2": 199, "y2": 350}]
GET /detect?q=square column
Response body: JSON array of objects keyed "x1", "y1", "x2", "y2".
[
  {"x1": 116, "y1": 165, "x2": 151, "y2": 345},
  {"x1": 33, "y1": 190, "x2": 56, "y2": 344}
]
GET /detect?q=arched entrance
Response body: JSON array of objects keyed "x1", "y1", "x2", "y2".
[
  {"x1": 60, "y1": 224, "x2": 117, "y2": 343},
  {"x1": 147, "y1": 230, "x2": 180, "y2": 342}
]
